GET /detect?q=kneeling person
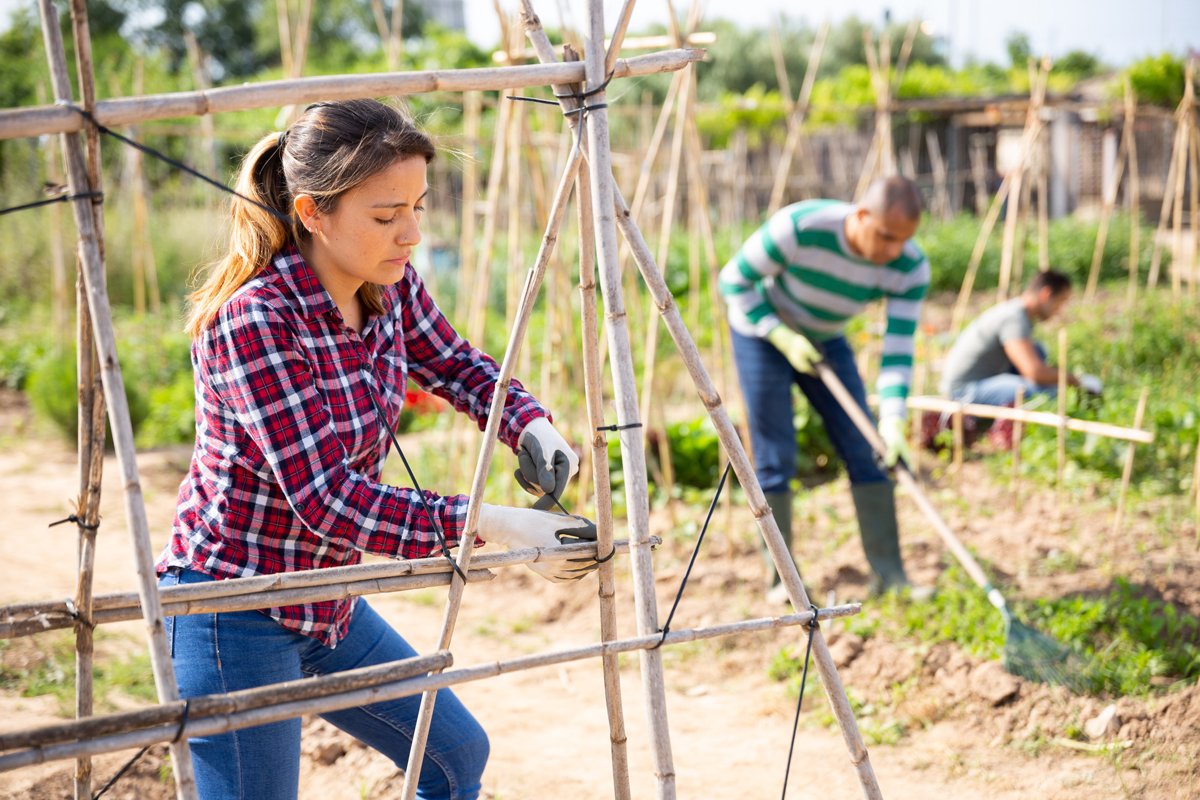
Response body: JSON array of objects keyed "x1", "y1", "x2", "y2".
[{"x1": 939, "y1": 270, "x2": 1100, "y2": 406}]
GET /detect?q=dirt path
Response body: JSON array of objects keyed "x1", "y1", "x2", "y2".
[{"x1": 0, "y1": 392, "x2": 1196, "y2": 799}]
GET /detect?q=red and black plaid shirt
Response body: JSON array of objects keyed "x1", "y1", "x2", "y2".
[{"x1": 158, "y1": 246, "x2": 546, "y2": 646}]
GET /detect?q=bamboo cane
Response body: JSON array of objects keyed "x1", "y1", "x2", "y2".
[
  {"x1": 468, "y1": 92, "x2": 511, "y2": 341},
  {"x1": 1189, "y1": 120, "x2": 1199, "y2": 297},
  {"x1": 1012, "y1": 385, "x2": 1025, "y2": 497},
  {"x1": 897, "y1": 396, "x2": 1153, "y2": 444},
  {"x1": 1126, "y1": 90, "x2": 1142, "y2": 311},
  {"x1": 399, "y1": 110, "x2": 588, "y2": 800},
  {"x1": 34, "y1": 82, "x2": 70, "y2": 338},
  {"x1": 952, "y1": 404, "x2": 965, "y2": 473},
  {"x1": 1, "y1": 652, "x2": 453, "y2": 753},
  {"x1": 1057, "y1": 328, "x2": 1068, "y2": 505},
  {"x1": 1111, "y1": 387, "x2": 1149, "y2": 537},
  {"x1": 0, "y1": 540, "x2": 641, "y2": 640},
  {"x1": 1084, "y1": 115, "x2": 1130, "y2": 300},
  {"x1": 767, "y1": 22, "x2": 828, "y2": 214},
  {"x1": 1147, "y1": 110, "x2": 1187, "y2": 290},
  {"x1": 611, "y1": 184, "x2": 883, "y2": 799},
  {"x1": 926, "y1": 129, "x2": 949, "y2": 220},
  {"x1": 569, "y1": 84, "x2": 632, "y2": 797},
  {"x1": 38, "y1": 2, "x2": 198, "y2": 797},
  {"x1": 0, "y1": 50, "x2": 705, "y2": 142},
  {"x1": 65, "y1": 6, "x2": 107, "y2": 796},
  {"x1": 457, "y1": 90, "x2": 482, "y2": 321},
  {"x1": 580, "y1": 2, "x2": 680, "y2": 792},
  {"x1": 505, "y1": 91, "x2": 525, "y2": 334},
  {"x1": 1036, "y1": 144, "x2": 1049, "y2": 273},
  {"x1": 182, "y1": 31, "x2": 218, "y2": 182},
  {"x1": 1194, "y1": 430, "x2": 1200, "y2": 544},
  {"x1": 0, "y1": 605, "x2": 861, "y2": 774}
]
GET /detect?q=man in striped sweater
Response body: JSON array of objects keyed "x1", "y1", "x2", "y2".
[{"x1": 720, "y1": 176, "x2": 929, "y2": 601}]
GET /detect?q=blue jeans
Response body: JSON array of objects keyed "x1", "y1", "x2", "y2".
[
  {"x1": 160, "y1": 569, "x2": 488, "y2": 800},
  {"x1": 731, "y1": 330, "x2": 888, "y2": 494},
  {"x1": 948, "y1": 342, "x2": 1056, "y2": 407}
]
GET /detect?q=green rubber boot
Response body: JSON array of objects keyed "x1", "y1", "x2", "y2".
[
  {"x1": 849, "y1": 481, "x2": 910, "y2": 595},
  {"x1": 763, "y1": 490, "x2": 794, "y2": 598}
]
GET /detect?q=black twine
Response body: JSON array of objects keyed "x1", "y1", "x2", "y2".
[
  {"x1": 596, "y1": 421, "x2": 642, "y2": 433},
  {"x1": 62, "y1": 103, "x2": 292, "y2": 225},
  {"x1": 366, "y1": 389, "x2": 468, "y2": 584},
  {"x1": 650, "y1": 462, "x2": 732, "y2": 649},
  {"x1": 92, "y1": 745, "x2": 151, "y2": 800},
  {"x1": 780, "y1": 604, "x2": 821, "y2": 800},
  {"x1": 49, "y1": 514, "x2": 99, "y2": 532},
  {"x1": 0, "y1": 191, "x2": 103, "y2": 217},
  {"x1": 173, "y1": 699, "x2": 191, "y2": 743}
]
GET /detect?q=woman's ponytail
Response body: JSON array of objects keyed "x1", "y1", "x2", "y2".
[{"x1": 185, "y1": 133, "x2": 295, "y2": 338}]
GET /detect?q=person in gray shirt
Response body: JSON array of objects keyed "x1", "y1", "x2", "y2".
[{"x1": 940, "y1": 270, "x2": 1101, "y2": 406}]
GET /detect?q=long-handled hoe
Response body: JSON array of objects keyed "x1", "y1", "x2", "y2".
[{"x1": 813, "y1": 360, "x2": 1083, "y2": 687}]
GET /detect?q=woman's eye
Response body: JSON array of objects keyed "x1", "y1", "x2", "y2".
[{"x1": 375, "y1": 217, "x2": 395, "y2": 226}]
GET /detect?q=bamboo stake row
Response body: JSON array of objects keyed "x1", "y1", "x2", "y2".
[
  {"x1": 0, "y1": 604, "x2": 862, "y2": 775},
  {"x1": 0, "y1": 49, "x2": 704, "y2": 141},
  {"x1": 37, "y1": 1, "x2": 198, "y2": 796}
]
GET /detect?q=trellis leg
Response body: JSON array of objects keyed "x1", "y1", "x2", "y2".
[
  {"x1": 578, "y1": 3, "x2": 678, "y2": 794},
  {"x1": 39, "y1": 2, "x2": 199, "y2": 797},
  {"x1": 611, "y1": 184, "x2": 884, "y2": 799},
  {"x1": 573, "y1": 98, "x2": 634, "y2": 800}
]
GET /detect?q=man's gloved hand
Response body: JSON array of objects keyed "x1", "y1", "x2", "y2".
[
  {"x1": 878, "y1": 416, "x2": 911, "y2": 469},
  {"x1": 478, "y1": 503, "x2": 599, "y2": 582},
  {"x1": 766, "y1": 324, "x2": 822, "y2": 375},
  {"x1": 1077, "y1": 374, "x2": 1104, "y2": 396},
  {"x1": 515, "y1": 417, "x2": 580, "y2": 511}
]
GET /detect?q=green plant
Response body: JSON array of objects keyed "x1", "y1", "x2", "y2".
[{"x1": 26, "y1": 347, "x2": 150, "y2": 444}]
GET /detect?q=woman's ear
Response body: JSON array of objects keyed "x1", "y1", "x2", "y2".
[{"x1": 293, "y1": 193, "x2": 321, "y2": 235}]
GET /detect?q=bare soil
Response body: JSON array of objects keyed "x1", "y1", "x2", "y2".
[{"x1": 0, "y1": 389, "x2": 1197, "y2": 799}]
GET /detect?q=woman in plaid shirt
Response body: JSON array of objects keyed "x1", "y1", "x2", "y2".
[{"x1": 156, "y1": 99, "x2": 596, "y2": 800}]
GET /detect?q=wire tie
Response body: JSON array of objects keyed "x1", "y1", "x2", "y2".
[
  {"x1": 48, "y1": 514, "x2": 99, "y2": 531},
  {"x1": 596, "y1": 422, "x2": 642, "y2": 433},
  {"x1": 172, "y1": 699, "x2": 191, "y2": 743}
]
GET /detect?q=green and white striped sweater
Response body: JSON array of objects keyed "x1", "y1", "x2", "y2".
[{"x1": 719, "y1": 199, "x2": 929, "y2": 420}]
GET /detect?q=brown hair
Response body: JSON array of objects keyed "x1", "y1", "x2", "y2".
[{"x1": 186, "y1": 99, "x2": 436, "y2": 337}]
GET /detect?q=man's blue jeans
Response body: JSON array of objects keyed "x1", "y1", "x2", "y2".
[
  {"x1": 160, "y1": 569, "x2": 488, "y2": 800},
  {"x1": 730, "y1": 330, "x2": 888, "y2": 493},
  {"x1": 947, "y1": 342, "x2": 1056, "y2": 407}
]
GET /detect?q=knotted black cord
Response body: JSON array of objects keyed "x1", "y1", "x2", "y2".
[
  {"x1": 366, "y1": 390, "x2": 467, "y2": 584},
  {"x1": 62, "y1": 103, "x2": 292, "y2": 225},
  {"x1": 49, "y1": 514, "x2": 100, "y2": 532},
  {"x1": 596, "y1": 421, "x2": 642, "y2": 432},
  {"x1": 780, "y1": 604, "x2": 821, "y2": 800},
  {"x1": 650, "y1": 462, "x2": 732, "y2": 649},
  {"x1": 0, "y1": 191, "x2": 102, "y2": 216}
]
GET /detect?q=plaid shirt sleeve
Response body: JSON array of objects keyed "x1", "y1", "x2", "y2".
[
  {"x1": 399, "y1": 265, "x2": 548, "y2": 449},
  {"x1": 200, "y1": 293, "x2": 469, "y2": 559}
]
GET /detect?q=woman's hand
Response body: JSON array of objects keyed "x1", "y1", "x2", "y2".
[
  {"x1": 478, "y1": 504, "x2": 598, "y2": 582},
  {"x1": 514, "y1": 417, "x2": 580, "y2": 510}
]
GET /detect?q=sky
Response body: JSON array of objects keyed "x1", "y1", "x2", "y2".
[
  {"x1": 470, "y1": 0, "x2": 1199, "y2": 67},
  {"x1": 2, "y1": 0, "x2": 1197, "y2": 68}
]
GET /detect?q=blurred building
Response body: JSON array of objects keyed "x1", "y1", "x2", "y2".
[{"x1": 414, "y1": 0, "x2": 464, "y2": 32}]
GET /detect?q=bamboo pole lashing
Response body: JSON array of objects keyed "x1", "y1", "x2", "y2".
[
  {"x1": 1111, "y1": 387, "x2": 1149, "y2": 537},
  {"x1": 38, "y1": 2, "x2": 198, "y2": 796},
  {"x1": 0, "y1": 50, "x2": 706, "y2": 142},
  {"x1": 0, "y1": 605, "x2": 862, "y2": 775}
]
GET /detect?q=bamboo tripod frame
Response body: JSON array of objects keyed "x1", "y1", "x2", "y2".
[{"x1": 5, "y1": 2, "x2": 883, "y2": 798}]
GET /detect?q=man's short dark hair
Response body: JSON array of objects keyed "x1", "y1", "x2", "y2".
[{"x1": 1028, "y1": 269, "x2": 1072, "y2": 296}]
